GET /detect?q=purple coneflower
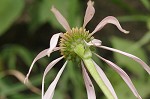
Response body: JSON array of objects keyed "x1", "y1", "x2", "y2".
[{"x1": 24, "y1": 0, "x2": 150, "y2": 99}]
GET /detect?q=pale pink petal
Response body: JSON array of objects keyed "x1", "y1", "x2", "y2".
[
  {"x1": 90, "y1": 16, "x2": 129, "y2": 36},
  {"x1": 94, "y1": 53, "x2": 142, "y2": 99},
  {"x1": 83, "y1": 0, "x2": 95, "y2": 28},
  {"x1": 47, "y1": 33, "x2": 62, "y2": 57},
  {"x1": 43, "y1": 61, "x2": 68, "y2": 99},
  {"x1": 51, "y1": 6, "x2": 71, "y2": 31},
  {"x1": 24, "y1": 48, "x2": 48, "y2": 83},
  {"x1": 42, "y1": 56, "x2": 64, "y2": 99},
  {"x1": 24, "y1": 47, "x2": 60, "y2": 84},
  {"x1": 99, "y1": 46, "x2": 150, "y2": 75},
  {"x1": 87, "y1": 39, "x2": 102, "y2": 46},
  {"x1": 81, "y1": 62, "x2": 96, "y2": 99},
  {"x1": 92, "y1": 59, "x2": 118, "y2": 99}
]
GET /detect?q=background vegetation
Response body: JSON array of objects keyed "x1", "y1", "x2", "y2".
[{"x1": 0, "y1": 0, "x2": 150, "y2": 99}]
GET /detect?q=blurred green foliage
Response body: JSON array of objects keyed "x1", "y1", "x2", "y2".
[
  {"x1": 0, "y1": 0, "x2": 25, "y2": 36},
  {"x1": 0, "y1": 0, "x2": 150, "y2": 99},
  {"x1": 29, "y1": 0, "x2": 81, "y2": 31}
]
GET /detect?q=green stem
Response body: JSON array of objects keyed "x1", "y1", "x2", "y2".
[
  {"x1": 83, "y1": 58, "x2": 114, "y2": 99},
  {"x1": 74, "y1": 44, "x2": 115, "y2": 99}
]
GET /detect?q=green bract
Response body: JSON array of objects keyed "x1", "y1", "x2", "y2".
[{"x1": 60, "y1": 27, "x2": 93, "y2": 60}]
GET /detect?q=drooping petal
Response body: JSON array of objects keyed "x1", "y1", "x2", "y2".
[
  {"x1": 87, "y1": 39, "x2": 102, "y2": 46},
  {"x1": 42, "y1": 56, "x2": 64, "y2": 99},
  {"x1": 47, "y1": 33, "x2": 62, "y2": 57},
  {"x1": 99, "y1": 45, "x2": 150, "y2": 75},
  {"x1": 94, "y1": 53, "x2": 142, "y2": 99},
  {"x1": 43, "y1": 61, "x2": 68, "y2": 99},
  {"x1": 83, "y1": 0, "x2": 95, "y2": 28},
  {"x1": 81, "y1": 62, "x2": 96, "y2": 99},
  {"x1": 24, "y1": 48, "x2": 48, "y2": 83},
  {"x1": 92, "y1": 59, "x2": 118, "y2": 99},
  {"x1": 24, "y1": 47, "x2": 60, "y2": 84},
  {"x1": 51, "y1": 6, "x2": 71, "y2": 31},
  {"x1": 90, "y1": 16, "x2": 129, "y2": 36}
]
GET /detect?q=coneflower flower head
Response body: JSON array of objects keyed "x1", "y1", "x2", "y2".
[
  {"x1": 24, "y1": 0, "x2": 150, "y2": 99},
  {"x1": 59, "y1": 27, "x2": 93, "y2": 60}
]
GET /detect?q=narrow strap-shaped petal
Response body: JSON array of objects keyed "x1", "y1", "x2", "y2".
[
  {"x1": 43, "y1": 61, "x2": 68, "y2": 99},
  {"x1": 51, "y1": 6, "x2": 71, "y2": 31},
  {"x1": 83, "y1": 0, "x2": 95, "y2": 28},
  {"x1": 81, "y1": 62, "x2": 96, "y2": 99},
  {"x1": 24, "y1": 47, "x2": 60, "y2": 84},
  {"x1": 90, "y1": 16, "x2": 129, "y2": 36},
  {"x1": 24, "y1": 48, "x2": 48, "y2": 83},
  {"x1": 47, "y1": 33, "x2": 62, "y2": 57},
  {"x1": 92, "y1": 59, "x2": 118, "y2": 99},
  {"x1": 42, "y1": 56, "x2": 64, "y2": 99},
  {"x1": 99, "y1": 45, "x2": 150, "y2": 75},
  {"x1": 94, "y1": 53, "x2": 142, "y2": 99}
]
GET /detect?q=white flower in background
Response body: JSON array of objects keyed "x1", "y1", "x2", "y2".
[{"x1": 24, "y1": 0, "x2": 150, "y2": 99}]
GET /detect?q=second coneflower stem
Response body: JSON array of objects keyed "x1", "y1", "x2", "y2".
[{"x1": 74, "y1": 44, "x2": 115, "y2": 99}]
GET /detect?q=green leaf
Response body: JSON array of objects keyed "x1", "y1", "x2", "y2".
[
  {"x1": 29, "y1": 0, "x2": 82, "y2": 31},
  {"x1": 0, "y1": 45, "x2": 32, "y2": 68},
  {"x1": 115, "y1": 79, "x2": 150, "y2": 99},
  {"x1": 46, "y1": 0, "x2": 82, "y2": 28},
  {"x1": 140, "y1": 0, "x2": 150, "y2": 10},
  {"x1": 111, "y1": 37, "x2": 147, "y2": 77},
  {"x1": 67, "y1": 61, "x2": 85, "y2": 99},
  {"x1": 0, "y1": 57, "x2": 4, "y2": 71},
  {"x1": 0, "y1": 0, "x2": 24, "y2": 36},
  {"x1": 13, "y1": 46, "x2": 33, "y2": 66},
  {"x1": 10, "y1": 94, "x2": 40, "y2": 99},
  {"x1": 8, "y1": 53, "x2": 16, "y2": 69},
  {"x1": 147, "y1": 18, "x2": 150, "y2": 29},
  {"x1": 134, "y1": 31, "x2": 150, "y2": 48},
  {"x1": 110, "y1": 0, "x2": 137, "y2": 14},
  {"x1": 118, "y1": 15, "x2": 149, "y2": 22},
  {"x1": 0, "y1": 74, "x2": 42, "y2": 95}
]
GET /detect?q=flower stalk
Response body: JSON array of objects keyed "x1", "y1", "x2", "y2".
[
  {"x1": 74, "y1": 43, "x2": 115, "y2": 99},
  {"x1": 84, "y1": 59, "x2": 114, "y2": 99}
]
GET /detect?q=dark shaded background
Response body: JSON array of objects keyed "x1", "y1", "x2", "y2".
[{"x1": 0, "y1": 0, "x2": 150, "y2": 99}]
